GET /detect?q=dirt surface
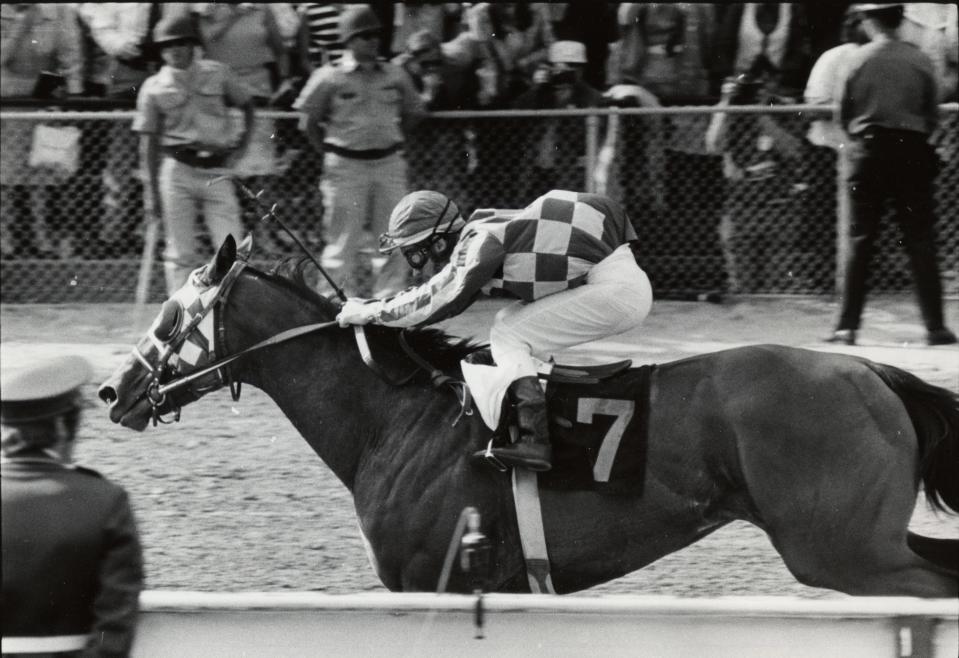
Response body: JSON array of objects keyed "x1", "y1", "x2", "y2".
[{"x1": 1, "y1": 295, "x2": 957, "y2": 598}]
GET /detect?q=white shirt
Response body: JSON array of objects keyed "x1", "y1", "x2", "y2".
[{"x1": 804, "y1": 42, "x2": 859, "y2": 151}]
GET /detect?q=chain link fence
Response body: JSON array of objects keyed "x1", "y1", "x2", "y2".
[{"x1": 1, "y1": 106, "x2": 956, "y2": 303}]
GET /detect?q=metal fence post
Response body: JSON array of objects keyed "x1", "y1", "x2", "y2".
[
  {"x1": 836, "y1": 149, "x2": 851, "y2": 296},
  {"x1": 585, "y1": 113, "x2": 599, "y2": 194}
]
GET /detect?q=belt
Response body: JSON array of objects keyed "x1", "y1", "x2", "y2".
[
  {"x1": 857, "y1": 127, "x2": 928, "y2": 141},
  {"x1": 323, "y1": 143, "x2": 403, "y2": 160},
  {"x1": 164, "y1": 147, "x2": 229, "y2": 169},
  {"x1": 2, "y1": 634, "x2": 88, "y2": 653}
]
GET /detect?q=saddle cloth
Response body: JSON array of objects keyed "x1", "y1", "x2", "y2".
[{"x1": 462, "y1": 356, "x2": 655, "y2": 496}]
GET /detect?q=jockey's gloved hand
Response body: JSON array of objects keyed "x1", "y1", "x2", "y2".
[{"x1": 336, "y1": 298, "x2": 377, "y2": 327}]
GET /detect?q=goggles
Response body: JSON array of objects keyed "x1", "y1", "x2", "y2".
[
  {"x1": 382, "y1": 198, "x2": 460, "y2": 269},
  {"x1": 401, "y1": 234, "x2": 455, "y2": 270}
]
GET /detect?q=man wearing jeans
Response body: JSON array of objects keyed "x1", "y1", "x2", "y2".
[
  {"x1": 133, "y1": 15, "x2": 254, "y2": 294},
  {"x1": 293, "y1": 6, "x2": 425, "y2": 297}
]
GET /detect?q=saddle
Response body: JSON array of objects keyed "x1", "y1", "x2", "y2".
[{"x1": 462, "y1": 349, "x2": 655, "y2": 497}]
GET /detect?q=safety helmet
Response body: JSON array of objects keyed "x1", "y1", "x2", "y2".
[
  {"x1": 379, "y1": 191, "x2": 466, "y2": 254},
  {"x1": 338, "y1": 6, "x2": 383, "y2": 44},
  {"x1": 1, "y1": 356, "x2": 91, "y2": 426},
  {"x1": 153, "y1": 15, "x2": 200, "y2": 47}
]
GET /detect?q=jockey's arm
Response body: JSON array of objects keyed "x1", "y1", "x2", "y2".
[{"x1": 340, "y1": 230, "x2": 504, "y2": 328}]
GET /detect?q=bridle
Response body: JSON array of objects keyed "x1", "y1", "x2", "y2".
[{"x1": 133, "y1": 258, "x2": 341, "y2": 426}]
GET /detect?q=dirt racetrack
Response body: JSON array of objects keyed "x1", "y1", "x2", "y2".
[{"x1": 1, "y1": 294, "x2": 957, "y2": 598}]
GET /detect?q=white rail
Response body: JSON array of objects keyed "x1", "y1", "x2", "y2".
[{"x1": 132, "y1": 592, "x2": 958, "y2": 658}]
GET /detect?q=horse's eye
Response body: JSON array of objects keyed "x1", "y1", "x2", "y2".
[{"x1": 154, "y1": 300, "x2": 183, "y2": 342}]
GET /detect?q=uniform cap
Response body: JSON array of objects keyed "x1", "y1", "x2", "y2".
[
  {"x1": 549, "y1": 41, "x2": 587, "y2": 65},
  {"x1": 380, "y1": 191, "x2": 466, "y2": 254},
  {"x1": 153, "y1": 15, "x2": 200, "y2": 46},
  {"x1": 339, "y1": 6, "x2": 383, "y2": 44},
  {"x1": 1, "y1": 356, "x2": 92, "y2": 425}
]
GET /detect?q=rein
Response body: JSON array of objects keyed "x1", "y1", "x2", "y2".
[{"x1": 155, "y1": 321, "x2": 338, "y2": 399}]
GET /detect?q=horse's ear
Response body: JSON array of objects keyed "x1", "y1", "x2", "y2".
[
  {"x1": 236, "y1": 234, "x2": 253, "y2": 262},
  {"x1": 208, "y1": 235, "x2": 237, "y2": 283}
]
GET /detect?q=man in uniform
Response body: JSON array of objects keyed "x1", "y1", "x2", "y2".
[
  {"x1": 293, "y1": 5, "x2": 426, "y2": 298},
  {"x1": 1, "y1": 356, "x2": 144, "y2": 657},
  {"x1": 336, "y1": 189, "x2": 653, "y2": 472},
  {"x1": 826, "y1": 3, "x2": 957, "y2": 346},
  {"x1": 134, "y1": 15, "x2": 255, "y2": 295}
]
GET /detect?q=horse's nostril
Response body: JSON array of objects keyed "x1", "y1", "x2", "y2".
[{"x1": 98, "y1": 385, "x2": 118, "y2": 405}]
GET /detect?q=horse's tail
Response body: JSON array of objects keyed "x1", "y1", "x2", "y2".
[{"x1": 861, "y1": 360, "x2": 959, "y2": 513}]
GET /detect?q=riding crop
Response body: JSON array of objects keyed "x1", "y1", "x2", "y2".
[{"x1": 208, "y1": 175, "x2": 347, "y2": 302}]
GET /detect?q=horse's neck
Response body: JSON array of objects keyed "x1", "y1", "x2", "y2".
[
  {"x1": 249, "y1": 331, "x2": 389, "y2": 491},
  {"x1": 229, "y1": 279, "x2": 389, "y2": 490}
]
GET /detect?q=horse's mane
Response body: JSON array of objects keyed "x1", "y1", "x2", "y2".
[{"x1": 264, "y1": 257, "x2": 486, "y2": 372}]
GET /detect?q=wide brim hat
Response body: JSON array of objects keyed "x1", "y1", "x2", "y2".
[
  {"x1": 1, "y1": 355, "x2": 92, "y2": 425},
  {"x1": 379, "y1": 191, "x2": 466, "y2": 254}
]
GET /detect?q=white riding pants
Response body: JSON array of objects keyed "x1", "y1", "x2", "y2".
[{"x1": 490, "y1": 244, "x2": 653, "y2": 381}]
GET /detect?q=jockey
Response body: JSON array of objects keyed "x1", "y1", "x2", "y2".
[{"x1": 336, "y1": 189, "x2": 654, "y2": 471}]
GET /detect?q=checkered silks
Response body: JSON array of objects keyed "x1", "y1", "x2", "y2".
[
  {"x1": 480, "y1": 190, "x2": 637, "y2": 301},
  {"x1": 368, "y1": 190, "x2": 638, "y2": 327}
]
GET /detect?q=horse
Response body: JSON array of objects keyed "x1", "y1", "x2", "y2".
[{"x1": 99, "y1": 235, "x2": 959, "y2": 597}]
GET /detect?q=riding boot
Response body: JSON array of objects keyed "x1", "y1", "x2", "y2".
[{"x1": 487, "y1": 376, "x2": 552, "y2": 472}]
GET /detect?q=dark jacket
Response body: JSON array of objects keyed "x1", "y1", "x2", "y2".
[{"x1": 2, "y1": 459, "x2": 144, "y2": 657}]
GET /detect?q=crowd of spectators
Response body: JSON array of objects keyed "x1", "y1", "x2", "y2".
[
  {"x1": 1, "y1": 3, "x2": 957, "y2": 273},
  {"x1": 3, "y1": 3, "x2": 956, "y2": 110}
]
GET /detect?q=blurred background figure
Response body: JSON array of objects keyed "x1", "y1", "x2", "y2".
[
  {"x1": 899, "y1": 2, "x2": 958, "y2": 103},
  {"x1": 465, "y1": 2, "x2": 553, "y2": 108},
  {"x1": 706, "y1": 74, "x2": 806, "y2": 295},
  {"x1": 802, "y1": 7, "x2": 870, "y2": 293},
  {"x1": 390, "y1": 2, "x2": 462, "y2": 57},
  {"x1": 195, "y1": 2, "x2": 289, "y2": 101},
  {"x1": 828, "y1": 3, "x2": 957, "y2": 346},
  {"x1": 394, "y1": 26, "x2": 491, "y2": 226},
  {"x1": 611, "y1": 2, "x2": 712, "y2": 103},
  {"x1": 513, "y1": 40, "x2": 605, "y2": 200},
  {"x1": 194, "y1": 2, "x2": 290, "y2": 254},
  {"x1": 134, "y1": 15, "x2": 255, "y2": 294},
  {"x1": 545, "y1": 1, "x2": 619, "y2": 91},
  {"x1": 0, "y1": 3, "x2": 83, "y2": 260},
  {"x1": 298, "y1": 3, "x2": 345, "y2": 71},
  {"x1": 77, "y1": 3, "x2": 166, "y2": 259},
  {"x1": 2, "y1": 355, "x2": 144, "y2": 658},
  {"x1": 711, "y1": 2, "x2": 813, "y2": 99},
  {"x1": 293, "y1": 5, "x2": 425, "y2": 298}
]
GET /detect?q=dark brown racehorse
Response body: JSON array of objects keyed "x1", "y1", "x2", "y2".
[{"x1": 99, "y1": 236, "x2": 959, "y2": 597}]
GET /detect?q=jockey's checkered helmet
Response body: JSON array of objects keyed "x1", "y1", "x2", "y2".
[{"x1": 379, "y1": 191, "x2": 466, "y2": 254}]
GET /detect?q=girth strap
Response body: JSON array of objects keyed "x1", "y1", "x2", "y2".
[
  {"x1": 512, "y1": 468, "x2": 556, "y2": 594},
  {"x1": 398, "y1": 330, "x2": 473, "y2": 425}
]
